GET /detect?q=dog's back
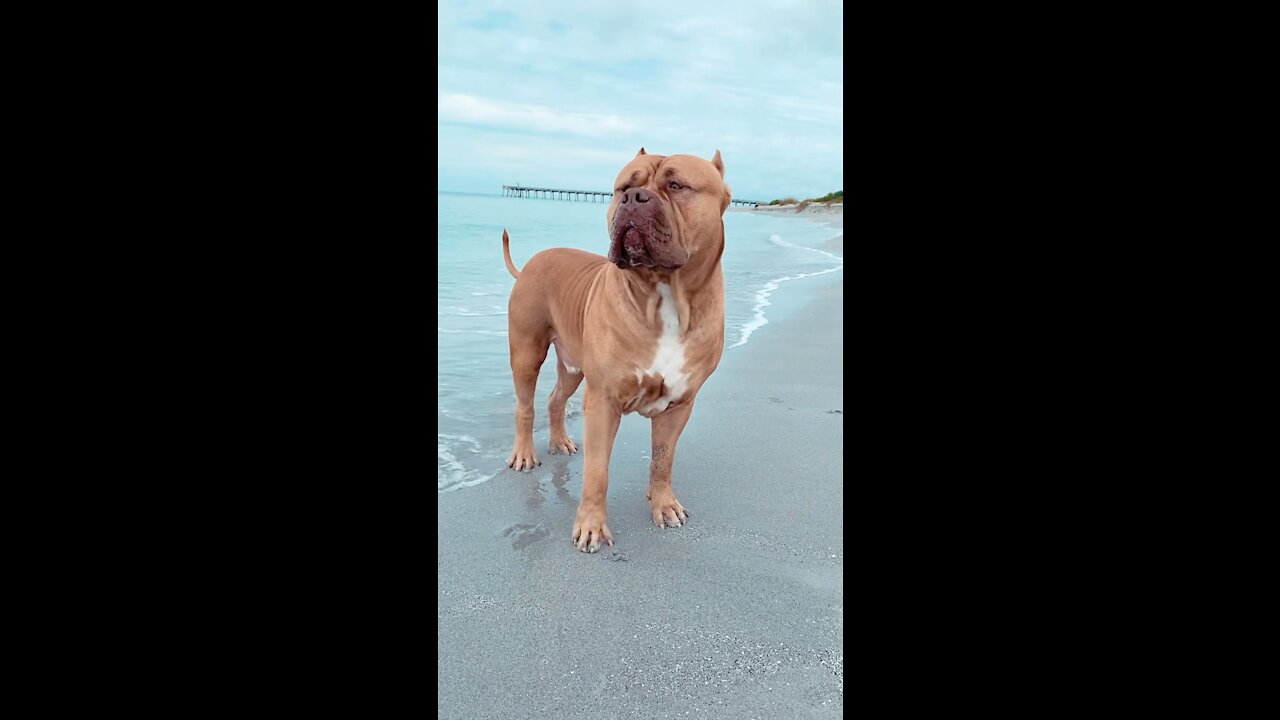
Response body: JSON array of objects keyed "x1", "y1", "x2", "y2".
[{"x1": 504, "y1": 237, "x2": 608, "y2": 364}]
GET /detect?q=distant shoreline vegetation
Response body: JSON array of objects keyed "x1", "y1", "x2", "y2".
[{"x1": 765, "y1": 190, "x2": 842, "y2": 206}]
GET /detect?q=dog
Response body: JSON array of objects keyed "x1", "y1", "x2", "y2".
[{"x1": 503, "y1": 148, "x2": 730, "y2": 552}]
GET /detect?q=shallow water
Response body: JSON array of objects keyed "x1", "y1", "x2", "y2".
[{"x1": 438, "y1": 192, "x2": 841, "y2": 492}]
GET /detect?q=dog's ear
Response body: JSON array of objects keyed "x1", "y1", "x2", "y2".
[
  {"x1": 636, "y1": 147, "x2": 647, "y2": 157},
  {"x1": 711, "y1": 149, "x2": 724, "y2": 178}
]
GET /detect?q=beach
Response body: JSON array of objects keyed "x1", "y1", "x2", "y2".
[
  {"x1": 438, "y1": 210, "x2": 844, "y2": 718},
  {"x1": 747, "y1": 202, "x2": 844, "y2": 218}
]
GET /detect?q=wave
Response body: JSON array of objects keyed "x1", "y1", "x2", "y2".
[
  {"x1": 768, "y1": 233, "x2": 843, "y2": 262},
  {"x1": 438, "y1": 434, "x2": 496, "y2": 492},
  {"x1": 439, "y1": 327, "x2": 508, "y2": 335},
  {"x1": 441, "y1": 308, "x2": 509, "y2": 317},
  {"x1": 729, "y1": 235, "x2": 843, "y2": 349}
]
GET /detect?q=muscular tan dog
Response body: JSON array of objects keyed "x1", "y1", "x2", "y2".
[{"x1": 502, "y1": 148, "x2": 730, "y2": 552}]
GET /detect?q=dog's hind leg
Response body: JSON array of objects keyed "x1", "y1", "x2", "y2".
[
  {"x1": 547, "y1": 354, "x2": 584, "y2": 455},
  {"x1": 506, "y1": 331, "x2": 549, "y2": 472}
]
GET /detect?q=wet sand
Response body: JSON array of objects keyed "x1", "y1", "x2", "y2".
[{"x1": 438, "y1": 217, "x2": 844, "y2": 718}]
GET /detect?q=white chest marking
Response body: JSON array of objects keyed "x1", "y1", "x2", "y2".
[{"x1": 635, "y1": 282, "x2": 689, "y2": 415}]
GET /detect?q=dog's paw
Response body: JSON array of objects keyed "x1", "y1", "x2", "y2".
[
  {"x1": 648, "y1": 493, "x2": 690, "y2": 528},
  {"x1": 548, "y1": 434, "x2": 578, "y2": 455},
  {"x1": 571, "y1": 510, "x2": 613, "y2": 553},
  {"x1": 506, "y1": 445, "x2": 541, "y2": 472}
]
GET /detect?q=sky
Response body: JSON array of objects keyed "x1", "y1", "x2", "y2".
[{"x1": 438, "y1": 1, "x2": 843, "y2": 203}]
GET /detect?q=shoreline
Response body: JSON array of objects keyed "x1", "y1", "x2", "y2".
[
  {"x1": 726, "y1": 222, "x2": 843, "y2": 350},
  {"x1": 735, "y1": 202, "x2": 843, "y2": 244},
  {"x1": 438, "y1": 203, "x2": 843, "y2": 495},
  {"x1": 750, "y1": 201, "x2": 843, "y2": 280},
  {"x1": 438, "y1": 217, "x2": 844, "y2": 717}
]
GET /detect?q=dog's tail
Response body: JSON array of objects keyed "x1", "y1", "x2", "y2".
[{"x1": 502, "y1": 229, "x2": 521, "y2": 279}]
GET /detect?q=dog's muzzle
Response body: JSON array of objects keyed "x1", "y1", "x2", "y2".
[{"x1": 609, "y1": 189, "x2": 686, "y2": 270}]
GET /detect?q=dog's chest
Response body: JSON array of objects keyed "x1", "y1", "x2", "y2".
[{"x1": 630, "y1": 282, "x2": 690, "y2": 417}]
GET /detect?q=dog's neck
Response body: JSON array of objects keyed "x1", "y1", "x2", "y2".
[
  {"x1": 608, "y1": 225, "x2": 724, "y2": 334},
  {"x1": 615, "y1": 221, "x2": 723, "y2": 286}
]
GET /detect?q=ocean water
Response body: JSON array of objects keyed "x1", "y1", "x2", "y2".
[{"x1": 438, "y1": 191, "x2": 841, "y2": 492}]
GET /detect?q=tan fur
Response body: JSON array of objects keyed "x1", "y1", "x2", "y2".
[
  {"x1": 503, "y1": 151, "x2": 729, "y2": 553},
  {"x1": 502, "y1": 229, "x2": 520, "y2": 279}
]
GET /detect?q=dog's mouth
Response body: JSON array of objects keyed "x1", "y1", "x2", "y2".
[
  {"x1": 609, "y1": 218, "x2": 685, "y2": 271},
  {"x1": 618, "y1": 226, "x2": 657, "y2": 268}
]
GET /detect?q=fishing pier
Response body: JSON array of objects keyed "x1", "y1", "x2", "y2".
[{"x1": 503, "y1": 185, "x2": 760, "y2": 207}]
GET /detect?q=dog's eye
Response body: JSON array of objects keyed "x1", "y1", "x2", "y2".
[
  {"x1": 617, "y1": 185, "x2": 629, "y2": 193},
  {"x1": 668, "y1": 181, "x2": 682, "y2": 191}
]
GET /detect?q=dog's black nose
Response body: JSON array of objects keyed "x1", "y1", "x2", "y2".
[{"x1": 621, "y1": 188, "x2": 650, "y2": 204}]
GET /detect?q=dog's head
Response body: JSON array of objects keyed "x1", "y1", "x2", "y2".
[{"x1": 606, "y1": 148, "x2": 731, "y2": 271}]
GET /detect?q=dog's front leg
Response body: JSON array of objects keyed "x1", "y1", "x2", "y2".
[
  {"x1": 573, "y1": 384, "x2": 620, "y2": 553},
  {"x1": 647, "y1": 400, "x2": 694, "y2": 528}
]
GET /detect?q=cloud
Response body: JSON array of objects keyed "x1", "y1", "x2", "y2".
[
  {"x1": 437, "y1": 1, "x2": 843, "y2": 200},
  {"x1": 438, "y1": 93, "x2": 638, "y2": 138}
]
